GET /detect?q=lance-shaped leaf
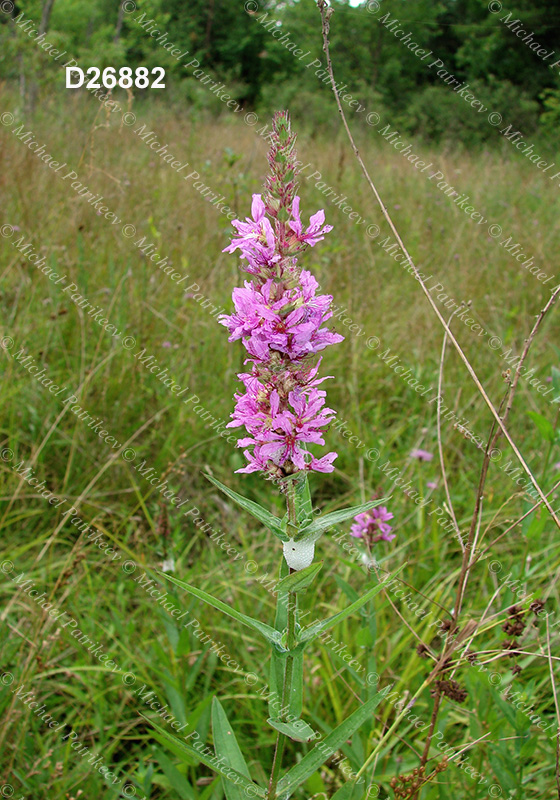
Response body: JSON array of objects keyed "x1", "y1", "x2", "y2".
[
  {"x1": 212, "y1": 698, "x2": 253, "y2": 800},
  {"x1": 298, "y1": 498, "x2": 389, "y2": 540},
  {"x1": 527, "y1": 411, "x2": 555, "y2": 443},
  {"x1": 270, "y1": 560, "x2": 290, "y2": 716},
  {"x1": 300, "y1": 566, "x2": 404, "y2": 645},
  {"x1": 330, "y1": 780, "x2": 364, "y2": 800},
  {"x1": 295, "y1": 473, "x2": 313, "y2": 526},
  {"x1": 161, "y1": 572, "x2": 281, "y2": 646},
  {"x1": 289, "y1": 647, "x2": 304, "y2": 719},
  {"x1": 205, "y1": 474, "x2": 288, "y2": 541},
  {"x1": 276, "y1": 562, "x2": 323, "y2": 595},
  {"x1": 268, "y1": 717, "x2": 317, "y2": 742},
  {"x1": 273, "y1": 589, "x2": 304, "y2": 717},
  {"x1": 142, "y1": 715, "x2": 266, "y2": 797},
  {"x1": 269, "y1": 649, "x2": 285, "y2": 717},
  {"x1": 269, "y1": 646, "x2": 303, "y2": 721},
  {"x1": 154, "y1": 749, "x2": 196, "y2": 800},
  {"x1": 277, "y1": 687, "x2": 391, "y2": 796},
  {"x1": 274, "y1": 558, "x2": 290, "y2": 632}
]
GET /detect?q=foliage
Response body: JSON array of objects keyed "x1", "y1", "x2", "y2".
[{"x1": 1, "y1": 0, "x2": 559, "y2": 139}]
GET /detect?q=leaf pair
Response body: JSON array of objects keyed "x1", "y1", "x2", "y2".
[
  {"x1": 160, "y1": 566, "x2": 403, "y2": 652},
  {"x1": 276, "y1": 686, "x2": 391, "y2": 796},
  {"x1": 206, "y1": 473, "x2": 388, "y2": 546},
  {"x1": 145, "y1": 704, "x2": 264, "y2": 800},
  {"x1": 149, "y1": 691, "x2": 390, "y2": 799}
]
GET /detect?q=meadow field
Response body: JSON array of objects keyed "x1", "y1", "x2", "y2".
[{"x1": 1, "y1": 87, "x2": 560, "y2": 799}]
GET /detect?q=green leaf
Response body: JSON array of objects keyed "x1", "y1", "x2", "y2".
[
  {"x1": 300, "y1": 567, "x2": 404, "y2": 644},
  {"x1": 295, "y1": 473, "x2": 313, "y2": 526},
  {"x1": 488, "y1": 752, "x2": 518, "y2": 792},
  {"x1": 212, "y1": 698, "x2": 252, "y2": 800},
  {"x1": 160, "y1": 572, "x2": 281, "y2": 646},
  {"x1": 205, "y1": 474, "x2": 288, "y2": 541},
  {"x1": 149, "y1": 723, "x2": 197, "y2": 766},
  {"x1": 144, "y1": 716, "x2": 266, "y2": 798},
  {"x1": 199, "y1": 778, "x2": 221, "y2": 800},
  {"x1": 519, "y1": 734, "x2": 539, "y2": 761},
  {"x1": 154, "y1": 748, "x2": 195, "y2": 800},
  {"x1": 268, "y1": 717, "x2": 317, "y2": 742},
  {"x1": 355, "y1": 627, "x2": 374, "y2": 648},
  {"x1": 276, "y1": 562, "x2": 323, "y2": 595},
  {"x1": 527, "y1": 411, "x2": 555, "y2": 443},
  {"x1": 299, "y1": 499, "x2": 389, "y2": 540},
  {"x1": 289, "y1": 648, "x2": 304, "y2": 718},
  {"x1": 333, "y1": 575, "x2": 360, "y2": 604},
  {"x1": 330, "y1": 781, "x2": 363, "y2": 800},
  {"x1": 490, "y1": 689, "x2": 519, "y2": 729},
  {"x1": 277, "y1": 688, "x2": 390, "y2": 796},
  {"x1": 269, "y1": 649, "x2": 285, "y2": 718},
  {"x1": 274, "y1": 558, "x2": 290, "y2": 632},
  {"x1": 552, "y1": 365, "x2": 560, "y2": 394},
  {"x1": 270, "y1": 560, "x2": 290, "y2": 717}
]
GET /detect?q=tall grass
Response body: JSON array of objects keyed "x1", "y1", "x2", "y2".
[{"x1": 1, "y1": 89, "x2": 559, "y2": 798}]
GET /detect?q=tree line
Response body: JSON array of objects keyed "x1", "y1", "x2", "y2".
[{"x1": 1, "y1": 0, "x2": 559, "y2": 142}]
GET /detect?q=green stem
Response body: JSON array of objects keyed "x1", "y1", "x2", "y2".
[
  {"x1": 267, "y1": 481, "x2": 299, "y2": 800},
  {"x1": 356, "y1": 679, "x2": 430, "y2": 780},
  {"x1": 268, "y1": 595, "x2": 296, "y2": 799},
  {"x1": 267, "y1": 728, "x2": 287, "y2": 799}
]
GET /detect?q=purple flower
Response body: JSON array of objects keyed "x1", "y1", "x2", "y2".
[
  {"x1": 289, "y1": 197, "x2": 333, "y2": 247},
  {"x1": 410, "y1": 448, "x2": 433, "y2": 462},
  {"x1": 220, "y1": 272, "x2": 343, "y2": 362},
  {"x1": 427, "y1": 481, "x2": 438, "y2": 490},
  {"x1": 223, "y1": 194, "x2": 280, "y2": 273},
  {"x1": 221, "y1": 112, "x2": 342, "y2": 479},
  {"x1": 350, "y1": 505, "x2": 395, "y2": 543}
]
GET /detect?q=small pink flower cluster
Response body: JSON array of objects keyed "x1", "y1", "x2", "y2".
[{"x1": 350, "y1": 505, "x2": 395, "y2": 543}]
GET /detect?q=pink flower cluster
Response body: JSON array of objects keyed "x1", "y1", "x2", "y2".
[
  {"x1": 350, "y1": 505, "x2": 395, "y2": 543},
  {"x1": 220, "y1": 113, "x2": 343, "y2": 478}
]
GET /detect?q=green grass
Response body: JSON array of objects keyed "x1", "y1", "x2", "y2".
[{"x1": 1, "y1": 90, "x2": 560, "y2": 799}]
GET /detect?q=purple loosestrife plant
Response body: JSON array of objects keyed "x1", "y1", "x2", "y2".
[
  {"x1": 219, "y1": 112, "x2": 348, "y2": 570},
  {"x1": 351, "y1": 504, "x2": 396, "y2": 543},
  {"x1": 157, "y1": 113, "x2": 393, "y2": 800},
  {"x1": 410, "y1": 448, "x2": 434, "y2": 462}
]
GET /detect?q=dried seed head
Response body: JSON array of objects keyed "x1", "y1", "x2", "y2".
[
  {"x1": 530, "y1": 598, "x2": 545, "y2": 615},
  {"x1": 416, "y1": 643, "x2": 429, "y2": 659},
  {"x1": 440, "y1": 679, "x2": 468, "y2": 703},
  {"x1": 502, "y1": 639, "x2": 521, "y2": 657}
]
